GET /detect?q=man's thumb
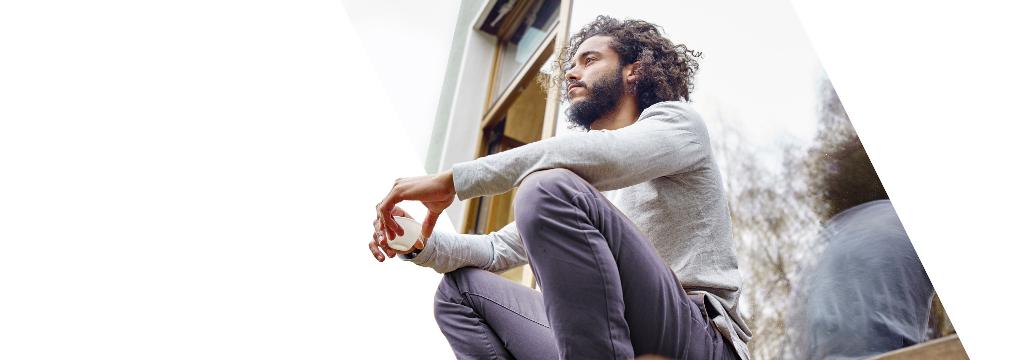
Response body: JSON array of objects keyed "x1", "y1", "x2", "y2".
[{"x1": 419, "y1": 211, "x2": 442, "y2": 245}]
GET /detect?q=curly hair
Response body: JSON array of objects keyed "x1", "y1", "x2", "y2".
[
  {"x1": 547, "y1": 16, "x2": 702, "y2": 110},
  {"x1": 806, "y1": 79, "x2": 889, "y2": 219}
]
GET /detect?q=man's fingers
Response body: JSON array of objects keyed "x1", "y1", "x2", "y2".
[
  {"x1": 373, "y1": 218, "x2": 384, "y2": 237},
  {"x1": 384, "y1": 218, "x2": 405, "y2": 240},
  {"x1": 380, "y1": 237, "x2": 396, "y2": 258},
  {"x1": 376, "y1": 194, "x2": 404, "y2": 240},
  {"x1": 373, "y1": 216, "x2": 393, "y2": 243},
  {"x1": 388, "y1": 215, "x2": 404, "y2": 238},
  {"x1": 368, "y1": 239, "x2": 385, "y2": 262},
  {"x1": 389, "y1": 206, "x2": 411, "y2": 242},
  {"x1": 419, "y1": 211, "x2": 441, "y2": 244},
  {"x1": 390, "y1": 206, "x2": 412, "y2": 220}
]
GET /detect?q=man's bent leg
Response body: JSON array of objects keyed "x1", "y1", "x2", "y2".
[
  {"x1": 514, "y1": 169, "x2": 732, "y2": 360},
  {"x1": 434, "y1": 267, "x2": 558, "y2": 360}
]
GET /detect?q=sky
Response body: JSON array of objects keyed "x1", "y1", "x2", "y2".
[{"x1": 565, "y1": 0, "x2": 826, "y2": 170}]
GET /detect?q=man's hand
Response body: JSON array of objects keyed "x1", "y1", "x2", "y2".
[
  {"x1": 373, "y1": 170, "x2": 455, "y2": 262},
  {"x1": 370, "y1": 206, "x2": 417, "y2": 261}
]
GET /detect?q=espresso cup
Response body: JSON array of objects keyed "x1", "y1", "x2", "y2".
[{"x1": 387, "y1": 216, "x2": 422, "y2": 252}]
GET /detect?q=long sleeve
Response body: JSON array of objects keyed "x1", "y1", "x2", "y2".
[
  {"x1": 452, "y1": 101, "x2": 711, "y2": 200},
  {"x1": 408, "y1": 221, "x2": 528, "y2": 274}
]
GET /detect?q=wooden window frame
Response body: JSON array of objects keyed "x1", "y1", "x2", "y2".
[{"x1": 461, "y1": 0, "x2": 573, "y2": 287}]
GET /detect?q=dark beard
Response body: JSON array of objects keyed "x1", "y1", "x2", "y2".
[{"x1": 566, "y1": 66, "x2": 625, "y2": 130}]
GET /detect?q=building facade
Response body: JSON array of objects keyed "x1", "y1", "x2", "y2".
[{"x1": 427, "y1": 0, "x2": 573, "y2": 285}]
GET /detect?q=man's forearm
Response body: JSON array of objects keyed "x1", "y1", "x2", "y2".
[{"x1": 409, "y1": 222, "x2": 527, "y2": 274}]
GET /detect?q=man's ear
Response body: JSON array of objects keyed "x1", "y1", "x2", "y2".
[{"x1": 624, "y1": 62, "x2": 640, "y2": 84}]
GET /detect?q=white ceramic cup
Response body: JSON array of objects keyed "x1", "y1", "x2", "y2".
[{"x1": 387, "y1": 216, "x2": 422, "y2": 252}]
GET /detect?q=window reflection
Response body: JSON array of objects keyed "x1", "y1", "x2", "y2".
[{"x1": 491, "y1": 0, "x2": 560, "y2": 104}]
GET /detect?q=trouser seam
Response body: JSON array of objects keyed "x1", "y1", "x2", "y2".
[
  {"x1": 447, "y1": 275, "x2": 505, "y2": 360},
  {"x1": 568, "y1": 189, "x2": 627, "y2": 359},
  {"x1": 480, "y1": 316, "x2": 500, "y2": 360},
  {"x1": 462, "y1": 291, "x2": 551, "y2": 329}
]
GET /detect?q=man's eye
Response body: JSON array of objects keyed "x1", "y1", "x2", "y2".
[{"x1": 586, "y1": 57, "x2": 597, "y2": 65}]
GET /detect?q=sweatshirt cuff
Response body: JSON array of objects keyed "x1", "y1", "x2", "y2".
[{"x1": 405, "y1": 231, "x2": 441, "y2": 266}]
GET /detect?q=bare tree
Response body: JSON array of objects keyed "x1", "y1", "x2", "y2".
[
  {"x1": 712, "y1": 77, "x2": 956, "y2": 359},
  {"x1": 710, "y1": 112, "x2": 823, "y2": 360}
]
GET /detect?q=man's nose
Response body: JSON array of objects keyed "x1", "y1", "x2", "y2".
[{"x1": 564, "y1": 66, "x2": 580, "y2": 81}]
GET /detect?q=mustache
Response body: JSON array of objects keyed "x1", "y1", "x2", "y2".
[{"x1": 566, "y1": 80, "x2": 586, "y2": 90}]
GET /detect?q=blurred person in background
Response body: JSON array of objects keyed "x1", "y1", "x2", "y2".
[{"x1": 794, "y1": 86, "x2": 936, "y2": 360}]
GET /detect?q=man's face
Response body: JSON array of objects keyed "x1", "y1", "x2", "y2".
[{"x1": 564, "y1": 36, "x2": 626, "y2": 130}]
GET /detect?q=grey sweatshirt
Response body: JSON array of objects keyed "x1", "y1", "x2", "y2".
[
  {"x1": 798, "y1": 200, "x2": 933, "y2": 360},
  {"x1": 409, "y1": 101, "x2": 752, "y2": 359}
]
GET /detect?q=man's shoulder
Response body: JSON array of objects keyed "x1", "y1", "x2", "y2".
[
  {"x1": 637, "y1": 101, "x2": 707, "y2": 133},
  {"x1": 641, "y1": 100, "x2": 693, "y2": 113}
]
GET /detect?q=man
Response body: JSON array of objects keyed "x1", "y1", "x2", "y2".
[
  {"x1": 794, "y1": 83, "x2": 937, "y2": 360},
  {"x1": 371, "y1": 16, "x2": 751, "y2": 360}
]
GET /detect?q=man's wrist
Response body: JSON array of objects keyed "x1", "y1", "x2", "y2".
[
  {"x1": 399, "y1": 246, "x2": 424, "y2": 261},
  {"x1": 438, "y1": 169, "x2": 455, "y2": 196}
]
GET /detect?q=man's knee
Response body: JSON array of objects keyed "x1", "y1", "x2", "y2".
[
  {"x1": 514, "y1": 168, "x2": 585, "y2": 223},
  {"x1": 519, "y1": 168, "x2": 583, "y2": 193},
  {"x1": 434, "y1": 267, "x2": 486, "y2": 319},
  {"x1": 435, "y1": 268, "x2": 467, "y2": 306}
]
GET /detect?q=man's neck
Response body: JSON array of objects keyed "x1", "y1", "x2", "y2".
[{"x1": 589, "y1": 96, "x2": 641, "y2": 131}]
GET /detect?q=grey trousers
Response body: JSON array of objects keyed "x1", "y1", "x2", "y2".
[{"x1": 434, "y1": 169, "x2": 737, "y2": 360}]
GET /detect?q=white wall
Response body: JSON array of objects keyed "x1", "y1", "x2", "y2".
[{"x1": 435, "y1": 6, "x2": 499, "y2": 230}]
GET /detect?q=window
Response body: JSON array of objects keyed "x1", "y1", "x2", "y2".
[
  {"x1": 462, "y1": 0, "x2": 571, "y2": 287},
  {"x1": 490, "y1": 0, "x2": 561, "y2": 104}
]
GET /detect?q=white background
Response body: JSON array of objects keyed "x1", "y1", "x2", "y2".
[
  {"x1": 342, "y1": 0, "x2": 460, "y2": 166},
  {"x1": 1, "y1": 0, "x2": 1020, "y2": 358}
]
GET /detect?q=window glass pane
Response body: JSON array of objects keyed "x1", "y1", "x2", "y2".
[{"x1": 491, "y1": 0, "x2": 560, "y2": 104}]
